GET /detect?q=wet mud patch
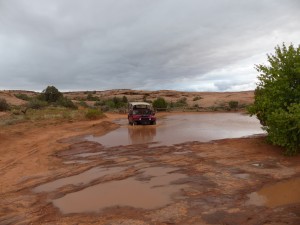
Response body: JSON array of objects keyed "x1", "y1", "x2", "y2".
[
  {"x1": 33, "y1": 167, "x2": 125, "y2": 193},
  {"x1": 251, "y1": 159, "x2": 281, "y2": 169},
  {"x1": 201, "y1": 209, "x2": 259, "y2": 225},
  {"x1": 52, "y1": 167, "x2": 188, "y2": 214},
  {"x1": 55, "y1": 141, "x2": 105, "y2": 157},
  {"x1": 246, "y1": 177, "x2": 300, "y2": 208}
]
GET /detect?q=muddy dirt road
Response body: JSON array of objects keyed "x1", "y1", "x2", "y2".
[{"x1": 1, "y1": 112, "x2": 300, "y2": 225}]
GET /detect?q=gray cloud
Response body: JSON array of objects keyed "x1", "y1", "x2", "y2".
[{"x1": 0, "y1": 0, "x2": 299, "y2": 91}]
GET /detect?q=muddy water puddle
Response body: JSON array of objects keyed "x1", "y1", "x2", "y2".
[
  {"x1": 246, "y1": 177, "x2": 300, "y2": 208},
  {"x1": 86, "y1": 113, "x2": 263, "y2": 147},
  {"x1": 33, "y1": 167, "x2": 124, "y2": 193},
  {"x1": 52, "y1": 167, "x2": 187, "y2": 214}
]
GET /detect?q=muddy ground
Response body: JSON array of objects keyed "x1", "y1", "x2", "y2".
[{"x1": 1, "y1": 113, "x2": 300, "y2": 225}]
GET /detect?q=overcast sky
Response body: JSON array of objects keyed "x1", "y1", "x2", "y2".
[{"x1": 0, "y1": 0, "x2": 299, "y2": 92}]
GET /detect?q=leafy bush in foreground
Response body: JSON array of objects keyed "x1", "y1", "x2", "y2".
[
  {"x1": 248, "y1": 43, "x2": 300, "y2": 155},
  {"x1": 266, "y1": 104, "x2": 300, "y2": 155}
]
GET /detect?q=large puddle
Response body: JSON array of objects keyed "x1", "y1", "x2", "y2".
[
  {"x1": 86, "y1": 113, "x2": 263, "y2": 147},
  {"x1": 246, "y1": 177, "x2": 300, "y2": 208},
  {"x1": 52, "y1": 167, "x2": 187, "y2": 214},
  {"x1": 33, "y1": 167, "x2": 124, "y2": 193}
]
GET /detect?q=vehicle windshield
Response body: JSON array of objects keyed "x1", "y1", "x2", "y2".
[{"x1": 132, "y1": 108, "x2": 152, "y2": 115}]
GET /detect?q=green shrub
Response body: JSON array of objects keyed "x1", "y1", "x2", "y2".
[
  {"x1": 105, "y1": 100, "x2": 116, "y2": 108},
  {"x1": 228, "y1": 101, "x2": 239, "y2": 110},
  {"x1": 27, "y1": 98, "x2": 48, "y2": 109},
  {"x1": 248, "y1": 43, "x2": 300, "y2": 155},
  {"x1": 0, "y1": 98, "x2": 10, "y2": 111},
  {"x1": 40, "y1": 86, "x2": 63, "y2": 103},
  {"x1": 97, "y1": 97, "x2": 127, "y2": 110},
  {"x1": 57, "y1": 97, "x2": 78, "y2": 109},
  {"x1": 14, "y1": 93, "x2": 30, "y2": 101},
  {"x1": 153, "y1": 97, "x2": 168, "y2": 110},
  {"x1": 176, "y1": 97, "x2": 188, "y2": 107},
  {"x1": 85, "y1": 108, "x2": 103, "y2": 120},
  {"x1": 169, "y1": 97, "x2": 188, "y2": 108},
  {"x1": 266, "y1": 104, "x2": 300, "y2": 155}
]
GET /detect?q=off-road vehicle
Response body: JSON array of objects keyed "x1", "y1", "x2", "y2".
[{"x1": 128, "y1": 102, "x2": 156, "y2": 125}]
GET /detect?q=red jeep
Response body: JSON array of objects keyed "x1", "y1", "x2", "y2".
[{"x1": 128, "y1": 102, "x2": 156, "y2": 125}]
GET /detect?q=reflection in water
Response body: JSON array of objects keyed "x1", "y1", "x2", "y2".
[
  {"x1": 86, "y1": 113, "x2": 264, "y2": 147},
  {"x1": 128, "y1": 126, "x2": 156, "y2": 145}
]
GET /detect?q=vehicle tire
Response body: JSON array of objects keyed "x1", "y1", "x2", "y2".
[{"x1": 151, "y1": 121, "x2": 156, "y2": 125}]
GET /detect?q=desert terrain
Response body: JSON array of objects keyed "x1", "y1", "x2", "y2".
[
  {"x1": 0, "y1": 89, "x2": 254, "y2": 108},
  {"x1": 1, "y1": 90, "x2": 300, "y2": 225}
]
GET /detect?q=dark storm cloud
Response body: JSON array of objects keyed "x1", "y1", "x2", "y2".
[{"x1": 0, "y1": 0, "x2": 299, "y2": 91}]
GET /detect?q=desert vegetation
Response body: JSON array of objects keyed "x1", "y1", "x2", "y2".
[
  {"x1": 0, "y1": 86, "x2": 105, "y2": 125},
  {"x1": 248, "y1": 43, "x2": 300, "y2": 155},
  {"x1": 0, "y1": 98, "x2": 10, "y2": 111},
  {"x1": 0, "y1": 88, "x2": 253, "y2": 126}
]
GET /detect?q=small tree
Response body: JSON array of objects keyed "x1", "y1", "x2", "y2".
[
  {"x1": 0, "y1": 98, "x2": 9, "y2": 111},
  {"x1": 41, "y1": 86, "x2": 63, "y2": 103},
  {"x1": 248, "y1": 43, "x2": 300, "y2": 155},
  {"x1": 153, "y1": 97, "x2": 168, "y2": 110}
]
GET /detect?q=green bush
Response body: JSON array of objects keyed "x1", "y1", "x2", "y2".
[
  {"x1": 176, "y1": 97, "x2": 188, "y2": 107},
  {"x1": 228, "y1": 101, "x2": 239, "y2": 110},
  {"x1": 56, "y1": 97, "x2": 78, "y2": 109},
  {"x1": 40, "y1": 86, "x2": 63, "y2": 103},
  {"x1": 94, "y1": 97, "x2": 127, "y2": 110},
  {"x1": 266, "y1": 104, "x2": 300, "y2": 155},
  {"x1": 14, "y1": 93, "x2": 30, "y2": 101},
  {"x1": 248, "y1": 43, "x2": 300, "y2": 155},
  {"x1": 28, "y1": 98, "x2": 48, "y2": 109},
  {"x1": 0, "y1": 98, "x2": 10, "y2": 111},
  {"x1": 153, "y1": 97, "x2": 168, "y2": 110},
  {"x1": 85, "y1": 108, "x2": 103, "y2": 120},
  {"x1": 169, "y1": 97, "x2": 188, "y2": 108}
]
